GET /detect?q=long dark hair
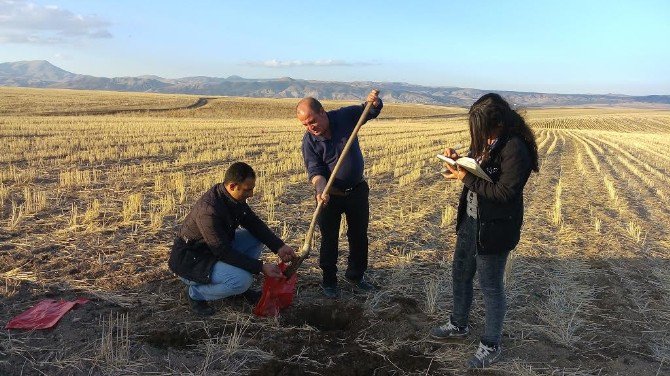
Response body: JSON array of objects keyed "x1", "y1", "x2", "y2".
[{"x1": 468, "y1": 93, "x2": 539, "y2": 172}]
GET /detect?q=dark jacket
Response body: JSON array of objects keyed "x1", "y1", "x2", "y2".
[
  {"x1": 456, "y1": 135, "x2": 533, "y2": 254},
  {"x1": 168, "y1": 184, "x2": 284, "y2": 284}
]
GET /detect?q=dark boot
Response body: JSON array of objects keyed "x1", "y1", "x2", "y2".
[
  {"x1": 241, "y1": 289, "x2": 262, "y2": 305},
  {"x1": 345, "y1": 276, "x2": 376, "y2": 293},
  {"x1": 187, "y1": 292, "x2": 215, "y2": 316},
  {"x1": 320, "y1": 283, "x2": 340, "y2": 299}
]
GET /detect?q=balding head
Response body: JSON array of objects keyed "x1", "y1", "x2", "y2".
[
  {"x1": 296, "y1": 97, "x2": 330, "y2": 138},
  {"x1": 296, "y1": 97, "x2": 324, "y2": 115}
]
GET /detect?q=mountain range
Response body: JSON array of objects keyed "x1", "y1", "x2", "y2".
[{"x1": 1, "y1": 60, "x2": 668, "y2": 107}]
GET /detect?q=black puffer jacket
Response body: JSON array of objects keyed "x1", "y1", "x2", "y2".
[
  {"x1": 456, "y1": 135, "x2": 533, "y2": 254},
  {"x1": 168, "y1": 184, "x2": 284, "y2": 284}
]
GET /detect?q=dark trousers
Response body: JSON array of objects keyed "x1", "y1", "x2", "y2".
[
  {"x1": 451, "y1": 215, "x2": 509, "y2": 347},
  {"x1": 318, "y1": 181, "x2": 369, "y2": 286}
]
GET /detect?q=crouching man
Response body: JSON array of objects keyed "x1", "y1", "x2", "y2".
[{"x1": 168, "y1": 162, "x2": 296, "y2": 316}]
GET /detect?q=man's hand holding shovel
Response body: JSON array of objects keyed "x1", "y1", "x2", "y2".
[
  {"x1": 277, "y1": 244, "x2": 297, "y2": 263},
  {"x1": 311, "y1": 175, "x2": 330, "y2": 206}
]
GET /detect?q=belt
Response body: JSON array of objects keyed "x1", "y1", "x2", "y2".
[{"x1": 329, "y1": 180, "x2": 365, "y2": 197}]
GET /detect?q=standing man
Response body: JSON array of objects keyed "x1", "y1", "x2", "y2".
[
  {"x1": 297, "y1": 90, "x2": 382, "y2": 298},
  {"x1": 168, "y1": 162, "x2": 296, "y2": 316}
]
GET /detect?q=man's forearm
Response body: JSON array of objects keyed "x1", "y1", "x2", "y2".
[{"x1": 311, "y1": 175, "x2": 327, "y2": 193}]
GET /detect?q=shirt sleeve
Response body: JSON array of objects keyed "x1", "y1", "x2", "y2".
[
  {"x1": 302, "y1": 135, "x2": 330, "y2": 181},
  {"x1": 340, "y1": 99, "x2": 384, "y2": 130},
  {"x1": 368, "y1": 97, "x2": 383, "y2": 119},
  {"x1": 195, "y1": 203, "x2": 263, "y2": 274}
]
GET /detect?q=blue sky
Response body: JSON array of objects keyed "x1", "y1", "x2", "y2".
[{"x1": 1, "y1": 0, "x2": 669, "y2": 95}]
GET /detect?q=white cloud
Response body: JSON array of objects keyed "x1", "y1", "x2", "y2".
[
  {"x1": 52, "y1": 52, "x2": 70, "y2": 60},
  {"x1": 0, "y1": 33, "x2": 59, "y2": 43},
  {"x1": 242, "y1": 59, "x2": 379, "y2": 68},
  {"x1": 0, "y1": 0, "x2": 112, "y2": 44}
]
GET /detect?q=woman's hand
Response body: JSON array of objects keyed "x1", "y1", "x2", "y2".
[
  {"x1": 441, "y1": 162, "x2": 468, "y2": 181},
  {"x1": 440, "y1": 147, "x2": 467, "y2": 180},
  {"x1": 444, "y1": 148, "x2": 459, "y2": 160}
]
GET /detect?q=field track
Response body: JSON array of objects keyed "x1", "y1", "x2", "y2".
[{"x1": 37, "y1": 97, "x2": 212, "y2": 116}]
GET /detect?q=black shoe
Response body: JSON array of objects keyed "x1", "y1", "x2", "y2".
[
  {"x1": 187, "y1": 294, "x2": 215, "y2": 316},
  {"x1": 320, "y1": 283, "x2": 340, "y2": 299},
  {"x1": 241, "y1": 289, "x2": 262, "y2": 305},
  {"x1": 346, "y1": 277, "x2": 376, "y2": 292}
]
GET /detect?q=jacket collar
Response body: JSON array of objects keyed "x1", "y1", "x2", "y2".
[
  {"x1": 489, "y1": 133, "x2": 509, "y2": 156},
  {"x1": 215, "y1": 184, "x2": 240, "y2": 205},
  {"x1": 215, "y1": 183, "x2": 250, "y2": 218}
]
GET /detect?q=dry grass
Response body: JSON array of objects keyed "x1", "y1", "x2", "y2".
[
  {"x1": 0, "y1": 86, "x2": 199, "y2": 115},
  {"x1": 97, "y1": 311, "x2": 130, "y2": 369},
  {"x1": 1, "y1": 87, "x2": 669, "y2": 375}
]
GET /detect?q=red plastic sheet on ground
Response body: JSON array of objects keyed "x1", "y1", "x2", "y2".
[
  {"x1": 253, "y1": 263, "x2": 297, "y2": 317},
  {"x1": 5, "y1": 298, "x2": 89, "y2": 330}
]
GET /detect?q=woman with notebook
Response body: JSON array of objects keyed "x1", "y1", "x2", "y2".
[{"x1": 431, "y1": 93, "x2": 539, "y2": 369}]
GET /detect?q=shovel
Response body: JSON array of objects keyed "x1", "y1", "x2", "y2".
[{"x1": 284, "y1": 89, "x2": 379, "y2": 278}]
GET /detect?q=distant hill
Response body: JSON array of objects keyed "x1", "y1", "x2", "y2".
[
  {"x1": 1, "y1": 60, "x2": 668, "y2": 107},
  {"x1": 0, "y1": 60, "x2": 77, "y2": 84}
]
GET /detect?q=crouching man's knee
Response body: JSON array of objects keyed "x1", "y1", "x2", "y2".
[{"x1": 229, "y1": 273, "x2": 253, "y2": 296}]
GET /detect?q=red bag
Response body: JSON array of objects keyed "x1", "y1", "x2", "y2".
[
  {"x1": 253, "y1": 263, "x2": 297, "y2": 317},
  {"x1": 5, "y1": 298, "x2": 89, "y2": 330}
]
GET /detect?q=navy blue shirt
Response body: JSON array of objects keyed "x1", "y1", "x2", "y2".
[{"x1": 301, "y1": 100, "x2": 383, "y2": 189}]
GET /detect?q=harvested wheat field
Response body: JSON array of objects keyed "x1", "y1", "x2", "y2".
[{"x1": 1, "y1": 87, "x2": 669, "y2": 375}]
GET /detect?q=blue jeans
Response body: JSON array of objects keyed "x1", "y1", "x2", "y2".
[
  {"x1": 451, "y1": 216, "x2": 509, "y2": 346},
  {"x1": 181, "y1": 228, "x2": 263, "y2": 301}
]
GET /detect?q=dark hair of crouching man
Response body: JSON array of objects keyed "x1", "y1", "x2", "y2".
[{"x1": 168, "y1": 162, "x2": 297, "y2": 316}]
